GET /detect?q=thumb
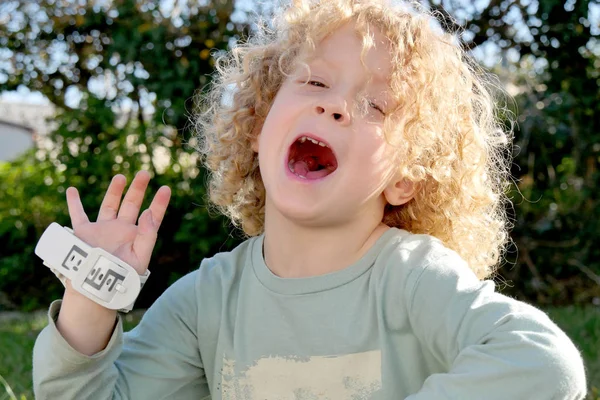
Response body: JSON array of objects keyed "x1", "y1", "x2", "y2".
[{"x1": 132, "y1": 209, "x2": 158, "y2": 270}]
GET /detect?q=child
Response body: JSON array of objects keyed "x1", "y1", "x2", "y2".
[{"x1": 33, "y1": 0, "x2": 587, "y2": 398}]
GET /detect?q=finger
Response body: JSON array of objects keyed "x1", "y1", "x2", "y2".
[
  {"x1": 133, "y1": 209, "x2": 159, "y2": 268},
  {"x1": 147, "y1": 186, "x2": 172, "y2": 229},
  {"x1": 117, "y1": 170, "x2": 151, "y2": 224},
  {"x1": 97, "y1": 174, "x2": 127, "y2": 222},
  {"x1": 66, "y1": 187, "x2": 90, "y2": 228}
]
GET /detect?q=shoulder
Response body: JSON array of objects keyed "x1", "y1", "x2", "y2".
[
  {"x1": 163, "y1": 236, "x2": 256, "y2": 298},
  {"x1": 378, "y1": 228, "x2": 453, "y2": 266},
  {"x1": 374, "y1": 228, "x2": 471, "y2": 285},
  {"x1": 373, "y1": 228, "x2": 491, "y2": 317},
  {"x1": 195, "y1": 236, "x2": 257, "y2": 287},
  {"x1": 159, "y1": 237, "x2": 257, "y2": 337},
  {"x1": 188, "y1": 236, "x2": 259, "y2": 320},
  {"x1": 372, "y1": 228, "x2": 474, "y2": 328}
]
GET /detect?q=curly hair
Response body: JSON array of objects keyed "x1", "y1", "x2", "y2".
[{"x1": 193, "y1": 0, "x2": 514, "y2": 279}]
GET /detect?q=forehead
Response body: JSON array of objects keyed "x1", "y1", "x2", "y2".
[{"x1": 302, "y1": 22, "x2": 393, "y2": 83}]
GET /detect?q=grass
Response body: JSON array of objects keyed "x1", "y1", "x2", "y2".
[
  {"x1": 0, "y1": 310, "x2": 143, "y2": 400},
  {"x1": 0, "y1": 307, "x2": 599, "y2": 399},
  {"x1": 0, "y1": 312, "x2": 46, "y2": 400},
  {"x1": 546, "y1": 306, "x2": 600, "y2": 395}
]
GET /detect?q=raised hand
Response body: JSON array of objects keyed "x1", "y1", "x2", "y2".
[{"x1": 66, "y1": 170, "x2": 171, "y2": 275}]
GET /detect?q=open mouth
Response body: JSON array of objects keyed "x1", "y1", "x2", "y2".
[{"x1": 288, "y1": 135, "x2": 338, "y2": 179}]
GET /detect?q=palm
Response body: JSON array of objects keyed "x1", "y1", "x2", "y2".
[
  {"x1": 75, "y1": 221, "x2": 141, "y2": 268},
  {"x1": 66, "y1": 171, "x2": 171, "y2": 275}
]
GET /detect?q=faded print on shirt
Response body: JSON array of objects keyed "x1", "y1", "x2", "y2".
[{"x1": 220, "y1": 350, "x2": 382, "y2": 399}]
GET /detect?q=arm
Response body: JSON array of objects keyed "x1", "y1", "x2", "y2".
[
  {"x1": 33, "y1": 271, "x2": 208, "y2": 400},
  {"x1": 53, "y1": 171, "x2": 170, "y2": 356},
  {"x1": 32, "y1": 172, "x2": 207, "y2": 399},
  {"x1": 405, "y1": 250, "x2": 587, "y2": 400}
]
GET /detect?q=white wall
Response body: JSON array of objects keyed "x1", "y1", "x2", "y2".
[
  {"x1": 0, "y1": 100, "x2": 56, "y2": 136},
  {"x1": 0, "y1": 124, "x2": 33, "y2": 162}
]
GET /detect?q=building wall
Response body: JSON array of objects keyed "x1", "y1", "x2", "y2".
[
  {"x1": 0, "y1": 124, "x2": 33, "y2": 162},
  {"x1": 0, "y1": 100, "x2": 56, "y2": 137}
]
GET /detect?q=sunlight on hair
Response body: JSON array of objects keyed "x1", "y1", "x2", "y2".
[{"x1": 193, "y1": 0, "x2": 515, "y2": 279}]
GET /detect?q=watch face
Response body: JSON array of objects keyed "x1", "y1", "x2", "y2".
[{"x1": 62, "y1": 245, "x2": 88, "y2": 272}]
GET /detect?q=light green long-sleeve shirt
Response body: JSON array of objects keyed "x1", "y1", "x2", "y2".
[{"x1": 33, "y1": 228, "x2": 587, "y2": 399}]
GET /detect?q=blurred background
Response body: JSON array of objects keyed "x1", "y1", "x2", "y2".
[{"x1": 0, "y1": 0, "x2": 598, "y2": 398}]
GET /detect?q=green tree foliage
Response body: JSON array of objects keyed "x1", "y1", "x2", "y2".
[
  {"x1": 0, "y1": 0, "x2": 248, "y2": 127},
  {"x1": 0, "y1": 0, "x2": 598, "y2": 309},
  {"x1": 509, "y1": 1, "x2": 599, "y2": 306},
  {"x1": 0, "y1": 0, "x2": 249, "y2": 310},
  {"x1": 424, "y1": 0, "x2": 600, "y2": 304}
]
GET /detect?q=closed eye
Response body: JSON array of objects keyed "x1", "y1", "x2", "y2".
[
  {"x1": 301, "y1": 80, "x2": 385, "y2": 115},
  {"x1": 368, "y1": 100, "x2": 385, "y2": 115}
]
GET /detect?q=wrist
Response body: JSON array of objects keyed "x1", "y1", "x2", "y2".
[
  {"x1": 58, "y1": 281, "x2": 119, "y2": 355},
  {"x1": 35, "y1": 223, "x2": 147, "y2": 312}
]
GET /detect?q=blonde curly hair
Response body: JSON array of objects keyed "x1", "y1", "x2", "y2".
[{"x1": 194, "y1": 0, "x2": 514, "y2": 279}]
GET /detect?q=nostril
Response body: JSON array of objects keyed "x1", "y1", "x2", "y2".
[{"x1": 314, "y1": 106, "x2": 345, "y2": 122}]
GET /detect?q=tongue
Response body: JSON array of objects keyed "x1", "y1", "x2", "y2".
[
  {"x1": 293, "y1": 160, "x2": 310, "y2": 176},
  {"x1": 291, "y1": 160, "x2": 331, "y2": 179}
]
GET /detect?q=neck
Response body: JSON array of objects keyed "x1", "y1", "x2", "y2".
[{"x1": 262, "y1": 201, "x2": 389, "y2": 278}]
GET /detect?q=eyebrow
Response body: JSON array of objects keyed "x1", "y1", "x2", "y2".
[
  {"x1": 308, "y1": 57, "x2": 390, "y2": 84},
  {"x1": 303, "y1": 57, "x2": 335, "y2": 74}
]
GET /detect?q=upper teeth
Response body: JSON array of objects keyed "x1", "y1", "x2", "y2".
[{"x1": 299, "y1": 136, "x2": 327, "y2": 147}]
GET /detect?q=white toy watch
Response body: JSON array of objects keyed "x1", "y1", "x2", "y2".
[{"x1": 34, "y1": 222, "x2": 149, "y2": 312}]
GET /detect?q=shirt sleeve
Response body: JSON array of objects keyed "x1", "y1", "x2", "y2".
[
  {"x1": 32, "y1": 270, "x2": 209, "y2": 400},
  {"x1": 404, "y1": 249, "x2": 587, "y2": 400}
]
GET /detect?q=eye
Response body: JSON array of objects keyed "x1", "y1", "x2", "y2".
[
  {"x1": 307, "y1": 80, "x2": 327, "y2": 88},
  {"x1": 368, "y1": 100, "x2": 385, "y2": 115}
]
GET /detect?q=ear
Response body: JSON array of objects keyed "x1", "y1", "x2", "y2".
[{"x1": 383, "y1": 177, "x2": 416, "y2": 206}]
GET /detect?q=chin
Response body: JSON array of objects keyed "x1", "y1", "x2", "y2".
[{"x1": 267, "y1": 193, "x2": 333, "y2": 225}]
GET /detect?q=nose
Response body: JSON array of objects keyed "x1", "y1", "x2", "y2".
[{"x1": 314, "y1": 96, "x2": 351, "y2": 126}]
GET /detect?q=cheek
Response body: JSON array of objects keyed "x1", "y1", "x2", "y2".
[
  {"x1": 259, "y1": 97, "x2": 287, "y2": 138},
  {"x1": 256, "y1": 90, "x2": 298, "y2": 151},
  {"x1": 256, "y1": 117, "x2": 284, "y2": 164},
  {"x1": 353, "y1": 134, "x2": 398, "y2": 186},
  {"x1": 356, "y1": 129, "x2": 391, "y2": 165}
]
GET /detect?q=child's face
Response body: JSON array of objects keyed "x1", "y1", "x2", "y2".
[{"x1": 254, "y1": 22, "x2": 407, "y2": 227}]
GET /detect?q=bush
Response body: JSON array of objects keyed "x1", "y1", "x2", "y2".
[{"x1": 0, "y1": 94, "x2": 242, "y2": 311}]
